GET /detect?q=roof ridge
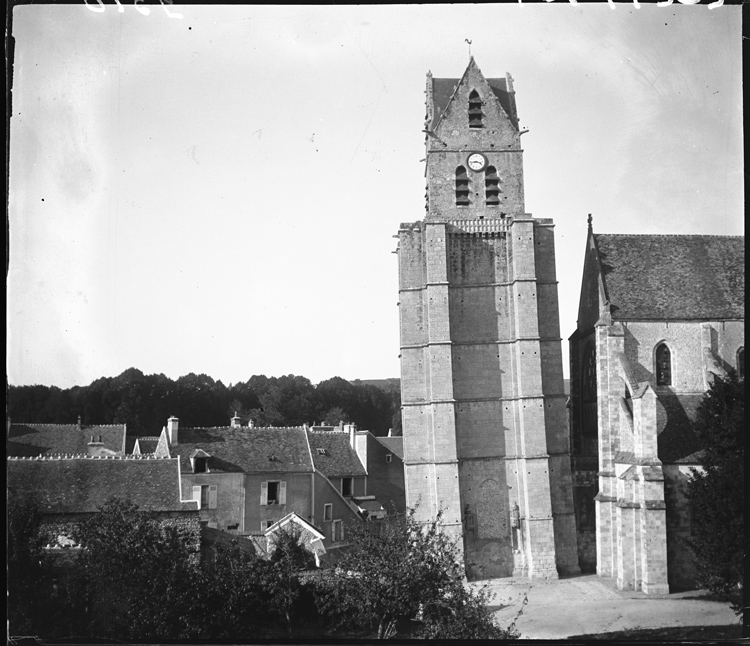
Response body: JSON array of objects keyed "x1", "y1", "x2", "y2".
[
  {"x1": 183, "y1": 425, "x2": 304, "y2": 431},
  {"x1": 10, "y1": 422, "x2": 126, "y2": 427},
  {"x1": 8, "y1": 454, "x2": 172, "y2": 461}
]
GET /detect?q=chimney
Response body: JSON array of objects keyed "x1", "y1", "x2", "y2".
[
  {"x1": 87, "y1": 434, "x2": 104, "y2": 456},
  {"x1": 77, "y1": 415, "x2": 82, "y2": 430},
  {"x1": 231, "y1": 412, "x2": 241, "y2": 428},
  {"x1": 344, "y1": 423, "x2": 357, "y2": 449},
  {"x1": 355, "y1": 430, "x2": 368, "y2": 471},
  {"x1": 167, "y1": 416, "x2": 179, "y2": 445}
]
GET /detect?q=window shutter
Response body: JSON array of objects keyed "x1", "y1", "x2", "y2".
[
  {"x1": 208, "y1": 485, "x2": 218, "y2": 509},
  {"x1": 340, "y1": 523, "x2": 344, "y2": 541},
  {"x1": 261, "y1": 481, "x2": 268, "y2": 505},
  {"x1": 192, "y1": 485, "x2": 202, "y2": 509},
  {"x1": 279, "y1": 481, "x2": 287, "y2": 505}
]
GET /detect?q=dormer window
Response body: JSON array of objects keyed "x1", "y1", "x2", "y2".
[
  {"x1": 455, "y1": 166, "x2": 470, "y2": 206},
  {"x1": 190, "y1": 449, "x2": 211, "y2": 473},
  {"x1": 468, "y1": 90, "x2": 483, "y2": 128},
  {"x1": 485, "y1": 166, "x2": 500, "y2": 205},
  {"x1": 655, "y1": 343, "x2": 672, "y2": 386}
]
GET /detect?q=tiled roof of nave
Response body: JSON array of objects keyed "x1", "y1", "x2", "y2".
[{"x1": 594, "y1": 234, "x2": 744, "y2": 321}]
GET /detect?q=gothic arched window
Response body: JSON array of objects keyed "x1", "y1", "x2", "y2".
[
  {"x1": 455, "y1": 165, "x2": 470, "y2": 206},
  {"x1": 468, "y1": 90, "x2": 483, "y2": 129},
  {"x1": 738, "y1": 347, "x2": 744, "y2": 379},
  {"x1": 655, "y1": 343, "x2": 672, "y2": 386},
  {"x1": 485, "y1": 166, "x2": 500, "y2": 206},
  {"x1": 583, "y1": 344, "x2": 597, "y2": 400}
]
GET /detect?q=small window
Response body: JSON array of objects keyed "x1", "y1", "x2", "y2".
[
  {"x1": 738, "y1": 347, "x2": 744, "y2": 379},
  {"x1": 455, "y1": 166, "x2": 470, "y2": 206},
  {"x1": 227, "y1": 523, "x2": 239, "y2": 532},
  {"x1": 261, "y1": 481, "x2": 286, "y2": 505},
  {"x1": 655, "y1": 343, "x2": 672, "y2": 386},
  {"x1": 468, "y1": 90, "x2": 483, "y2": 128},
  {"x1": 342, "y1": 477, "x2": 353, "y2": 497},
  {"x1": 386, "y1": 454, "x2": 392, "y2": 463},
  {"x1": 332, "y1": 519, "x2": 343, "y2": 543},
  {"x1": 263, "y1": 520, "x2": 275, "y2": 532},
  {"x1": 323, "y1": 503, "x2": 332, "y2": 522},
  {"x1": 193, "y1": 484, "x2": 217, "y2": 509}
]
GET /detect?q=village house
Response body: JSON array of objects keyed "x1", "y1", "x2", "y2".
[
  {"x1": 152, "y1": 416, "x2": 368, "y2": 555},
  {"x1": 6, "y1": 454, "x2": 200, "y2": 558}
]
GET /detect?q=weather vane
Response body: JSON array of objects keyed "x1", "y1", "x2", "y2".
[{"x1": 465, "y1": 39, "x2": 472, "y2": 57}]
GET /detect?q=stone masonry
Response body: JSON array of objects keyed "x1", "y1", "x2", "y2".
[{"x1": 397, "y1": 58, "x2": 579, "y2": 580}]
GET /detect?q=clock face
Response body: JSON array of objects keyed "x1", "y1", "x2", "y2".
[{"x1": 467, "y1": 152, "x2": 487, "y2": 172}]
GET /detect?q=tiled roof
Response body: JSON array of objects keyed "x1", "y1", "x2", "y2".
[
  {"x1": 594, "y1": 235, "x2": 745, "y2": 321},
  {"x1": 7, "y1": 456, "x2": 197, "y2": 514},
  {"x1": 430, "y1": 75, "x2": 516, "y2": 132},
  {"x1": 7, "y1": 423, "x2": 126, "y2": 457},
  {"x1": 170, "y1": 426, "x2": 314, "y2": 474},
  {"x1": 307, "y1": 431, "x2": 366, "y2": 478},
  {"x1": 375, "y1": 436, "x2": 404, "y2": 460},
  {"x1": 134, "y1": 437, "x2": 160, "y2": 454}
]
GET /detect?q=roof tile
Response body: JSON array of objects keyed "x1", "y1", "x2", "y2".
[
  {"x1": 7, "y1": 456, "x2": 196, "y2": 514},
  {"x1": 8, "y1": 423, "x2": 126, "y2": 457},
  {"x1": 594, "y1": 234, "x2": 744, "y2": 320}
]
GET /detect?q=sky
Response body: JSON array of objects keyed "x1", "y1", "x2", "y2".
[{"x1": 7, "y1": 2, "x2": 743, "y2": 389}]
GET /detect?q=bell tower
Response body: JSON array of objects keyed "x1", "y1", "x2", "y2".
[{"x1": 397, "y1": 58, "x2": 579, "y2": 580}]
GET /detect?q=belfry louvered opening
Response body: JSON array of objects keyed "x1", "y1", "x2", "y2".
[
  {"x1": 485, "y1": 166, "x2": 500, "y2": 205},
  {"x1": 455, "y1": 166, "x2": 470, "y2": 206},
  {"x1": 468, "y1": 90, "x2": 483, "y2": 128}
]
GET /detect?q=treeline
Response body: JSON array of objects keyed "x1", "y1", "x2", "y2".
[{"x1": 7, "y1": 368, "x2": 402, "y2": 436}]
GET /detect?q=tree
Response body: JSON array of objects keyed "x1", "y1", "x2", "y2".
[
  {"x1": 192, "y1": 541, "x2": 273, "y2": 639},
  {"x1": 314, "y1": 510, "x2": 513, "y2": 639},
  {"x1": 266, "y1": 523, "x2": 318, "y2": 634},
  {"x1": 73, "y1": 498, "x2": 202, "y2": 641},
  {"x1": 687, "y1": 371, "x2": 744, "y2": 613},
  {"x1": 7, "y1": 497, "x2": 52, "y2": 636}
]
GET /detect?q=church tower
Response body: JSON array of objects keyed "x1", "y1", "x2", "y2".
[{"x1": 396, "y1": 58, "x2": 579, "y2": 579}]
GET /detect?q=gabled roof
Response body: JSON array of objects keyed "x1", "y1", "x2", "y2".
[
  {"x1": 7, "y1": 423, "x2": 126, "y2": 457},
  {"x1": 170, "y1": 426, "x2": 314, "y2": 474},
  {"x1": 265, "y1": 512, "x2": 325, "y2": 541},
  {"x1": 7, "y1": 455, "x2": 197, "y2": 514},
  {"x1": 374, "y1": 436, "x2": 404, "y2": 460},
  {"x1": 133, "y1": 437, "x2": 160, "y2": 455},
  {"x1": 594, "y1": 234, "x2": 744, "y2": 321},
  {"x1": 306, "y1": 430, "x2": 366, "y2": 478},
  {"x1": 429, "y1": 58, "x2": 518, "y2": 131}
]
